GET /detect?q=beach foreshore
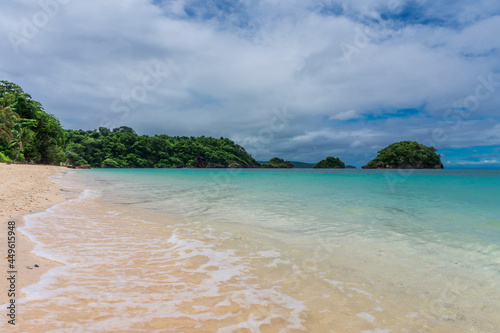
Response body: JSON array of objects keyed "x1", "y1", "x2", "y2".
[
  {"x1": 0, "y1": 163, "x2": 66, "y2": 306},
  {"x1": 0, "y1": 166, "x2": 497, "y2": 332}
]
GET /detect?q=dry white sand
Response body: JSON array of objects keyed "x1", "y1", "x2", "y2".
[{"x1": 0, "y1": 163, "x2": 66, "y2": 305}]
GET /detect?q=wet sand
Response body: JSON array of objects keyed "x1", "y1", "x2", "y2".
[
  {"x1": 0, "y1": 163, "x2": 66, "y2": 306},
  {"x1": 1, "y1": 166, "x2": 498, "y2": 332}
]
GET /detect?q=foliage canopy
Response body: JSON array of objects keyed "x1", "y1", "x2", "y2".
[
  {"x1": 64, "y1": 127, "x2": 260, "y2": 168},
  {"x1": 363, "y1": 141, "x2": 443, "y2": 169},
  {"x1": 0, "y1": 82, "x2": 446, "y2": 170},
  {"x1": 0, "y1": 81, "x2": 65, "y2": 163},
  {"x1": 314, "y1": 157, "x2": 345, "y2": 168},
  {"x1": 261, "y1": 157, "x2": 294, "y2": 168}
]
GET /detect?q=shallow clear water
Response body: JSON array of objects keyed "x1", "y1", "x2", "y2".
[
  {"x1": 5, "y1": 168, "x2": 500, "y2": 332},
  {"x1": 85, "y1": 168, "x2": 500, "y2": 255}
]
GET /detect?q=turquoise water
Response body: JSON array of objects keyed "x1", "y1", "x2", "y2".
[
  {"x1": 10, "y1": 168, "x2": 500, "y2": 332},
  {"x1": 81, "y1": 168, "x2": 500, "y2": 257}
]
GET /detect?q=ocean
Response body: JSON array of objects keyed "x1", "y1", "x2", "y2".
[{"x1": 9, "y1": 169, "x2": 500, "y2": 332}]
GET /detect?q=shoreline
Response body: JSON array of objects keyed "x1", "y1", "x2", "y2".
[
  {"x1": 0, "y1": 164, "x2": 67, "y2": 306},
  {"x1": 0, "y1": 166, "x2": 497, "y2": 331}
]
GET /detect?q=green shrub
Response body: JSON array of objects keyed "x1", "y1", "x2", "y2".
[{"x1": 0, "y1": 152, "x2": 10, "y2": 163}]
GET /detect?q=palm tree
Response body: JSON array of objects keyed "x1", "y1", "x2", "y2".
[
  {"x1": 0, "y1": 94, "x2": 19, "y2": 144},
  {"x1": 10, "y1": 126, "x2": 35, "y2": 162}
]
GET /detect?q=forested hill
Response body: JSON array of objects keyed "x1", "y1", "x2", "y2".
[
  {"x1": 362, "y1": 141, "x2": 443, "y2": 169},
  {"x1": 0, "y1": 81, "x2": 64, "y2": 164},
  {"x1": 1, "y1": 80, "x2": 262, "y2": 168},
  {"x1": 65, "y1": 127, "x2": 260, "y2": 168}
]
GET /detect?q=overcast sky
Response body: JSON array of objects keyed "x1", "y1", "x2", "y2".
[{"x1": 1, "y1": 0, "x2": 500, "y2": 167}]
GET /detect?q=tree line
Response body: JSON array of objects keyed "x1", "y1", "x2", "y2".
[
  {"x1": 64, "y1": 127, "x2": 259, "y2": 168},
  {"x1": 0, "y1": 81, "x2": 261, "y2": 168},
  {"x1": 1, "y1": 81, "x2": 442, "y2": 169}
]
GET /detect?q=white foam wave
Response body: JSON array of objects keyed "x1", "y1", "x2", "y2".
[
  {"x1": 14, "y1": 202, "x2": 309, "y2": 332},
  {"x1": 357, "y1": 312, "x2": 376, "y2": 323},
  {"x1": 18, "y1": 187, "x2": 101, "y2": 265},
  {"x1": 19, "y1": 266, "x2": 71, "y2": 303},
  {"x1": 256, "y1": 249, "x2": 281, "y2": 258}
]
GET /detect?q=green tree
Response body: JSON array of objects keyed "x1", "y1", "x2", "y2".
[
  {"x1": 0, "y1": 93, "x2": 19, "y2": 144},
  {"x1": 10, "y1": 125, "x2": 35, "y2": 161},
  {"x1": 63, "y1": 126, "x2": 263, "y2": 169},
  {"x1": 1, "y1": 81, "x2": 65, "y2": 163},
  {"x1": 262, "y1": 157, "x2": 294, "y2": 168},
  {"x1": 363, "y1": 141, "x2": 443, "y2": 169},
  {"x1": 314, "y1": 157, "x2": 345, "y2": 168}
]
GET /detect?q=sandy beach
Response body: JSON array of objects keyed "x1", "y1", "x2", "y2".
[
  {"x1": 0, "y1": 166, "x2": 498, "y2": 332},
  {"x1": 0, "y1": 163, "x2": 65, "y2": 306}
]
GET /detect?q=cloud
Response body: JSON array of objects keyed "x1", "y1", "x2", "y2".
[
  {"x1": 329, "y1": 109, "x2": 360, "y2": 121},
  {"x1": 456, "y1": 159, "x2": 499, "y2": 165},
  {"x1": 1, "y1": 0, "x2": 499, "y2": 165}
]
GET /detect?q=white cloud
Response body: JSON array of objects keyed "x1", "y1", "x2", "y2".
[
  {"x1": 456, "y1": 159, "x2": 499, "y2": 165},
  {"x1": 329, "y1": 109, "x2": 360, "y2": 121},
  {"x1": 0, "y1": 0, "x2": 499, "y2": 164}
]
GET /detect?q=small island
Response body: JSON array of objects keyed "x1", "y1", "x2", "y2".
[
  {"x1": 362, "y1": 141, "x2": 443, "y2": 169},
  {"x1": 314, "y1": 157, "x2": 345, "y2": 168},
  {"x1": 261, "y1": 157, "x2": 294, "y2": 168}
]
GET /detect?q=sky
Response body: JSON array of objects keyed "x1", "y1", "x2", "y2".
[{"x1": 1, "y1": 0, "x2": 500, "y2": 167}]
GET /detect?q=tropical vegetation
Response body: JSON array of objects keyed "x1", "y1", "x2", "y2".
[
  {"x1": 0, "y1": 81, "x2": 65, "y2": 163},
  {"x1": 314, "y1": 156, "x2": 345, "y2": 168},
  {"x1": 1, "y1": 81, "x2": 445, "y2": 170},
  {"x1": 261, "y1": 157, "x2": 294, "y2": 168},
  {"x1": 362, "y1": 141, "x2": 443, "y2": 169},
  {"x1": 64, "y1": 127, "x2": 259, "y2": 168}
]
